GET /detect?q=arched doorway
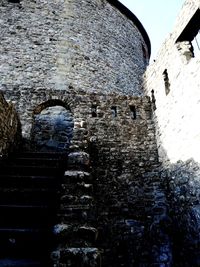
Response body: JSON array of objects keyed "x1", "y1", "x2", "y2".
[{"x1": 31, "y1": 105, "x2": 74, "y2": 152}]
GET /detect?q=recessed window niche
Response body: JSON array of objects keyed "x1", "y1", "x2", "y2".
[
  {"x1": 176, "y1": 9, "x2": 200, "y2": 61},
  {"x1": 129, "y1": 105, "x2": 136, "y2": 120},
  {"x1": 111, "y1": 106, "x2": 117, "y2": 118},
  {"x1": 163, "y1": 69, "x2": 170, "y2": 96}
]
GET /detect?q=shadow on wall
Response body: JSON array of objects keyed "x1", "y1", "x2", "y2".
[
  {"x1": 31, "y1": 105, "x2": 74, "y2": 152},
  {"x1": 160, "y1": 149, "x2": 200, "y2": 266}
]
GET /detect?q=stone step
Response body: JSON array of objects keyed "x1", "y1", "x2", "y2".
[
  {"x1": 53, "y1": 224, "x2": 98, "y2": 243},
  {"x1": 0, "y1": 174, "x2": 59, "y2": 188},
  {"x1": 0, "y1": 227, "x2": 53, "y2": 258},
  {"x1": 14, "y1": 151, "x2": 66, "y2": 159},
  {"x1": 60, "y1": 194, "x2": 93, "y2": 206},
  {"x1": 0, "y1": 165, "x2": 63, "y2": 176},
  {"x1": 0, "y1": 259, "x2": 43, "y2": 267},
  {"x1": 63, "y1": 170, "x2": 92, "y2": 183},
  {"x1": 67, "y1": 152, "x2": 90, "y2": 171},
  {"x1": 52, "y1": 247, "x2": 101, "y2": 267},
  {"x1": 8, "y1": 157, "x2": 64, "y2": 167},
  {"x1": 58, "y1": 205, "x2": 95, "y2": 223},
  {"x1": 0, "y1": 189, "x2": 59, "y2": 205},
  {"x1": 0, "y1": 205, "x2": 57, "y2": 228},
  {"x1": 61, "y1": 182, "x2": 93, "y2": 195}
]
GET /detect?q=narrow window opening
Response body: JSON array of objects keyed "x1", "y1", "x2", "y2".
[
  {"x1": 91, "y1": 105, "x2": 97, "y2": 118},
  {"x1": 176, "y1": 9, "x2": 200, "y2": 60},
  {"x1": 151, "y1": 90, "x2": 156, "y2": 110},
  {"x1": 111, "y1": 106, "x2": 117, "y2": 118},
  {"x1": 129, "y1": 105, "x2": 136, "y2": 120},
  {"x1": 163, "y1": 69, "x2": 170, "y2": 95}
]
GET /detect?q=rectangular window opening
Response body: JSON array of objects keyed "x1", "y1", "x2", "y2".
[
  {"x1": 111, "y1": 106, "x2": 117, "y2": 118},
  {"x1": 163, "y1": 69, "x2": 170, "y2": 95},
  {"x1": 129, "y1": 105, "x2": 136, "y2": 120},
  {"x1": 91, "y1": 105, "x2": 97, "y2": 117}
]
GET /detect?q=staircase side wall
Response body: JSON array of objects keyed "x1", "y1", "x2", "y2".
[{"x1": 0, "y1": 92, "x2": 21, "y2": 156}]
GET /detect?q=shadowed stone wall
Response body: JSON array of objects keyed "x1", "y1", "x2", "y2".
[
  {"x1": 21, "y1": 91, "x2": 169, "y2": 266},
  {"x1": 32, "y1": 106, "x2": 74, "y2": 151},
  {"x1": 85, "y1": 94, "x2": 170, "y2": 266},
  {"x1": 51, "y1": 92, "x2": 170, "y2": 266},
  {"x1": 0, "y1": 0, "x2": 179, "y2": 265}
]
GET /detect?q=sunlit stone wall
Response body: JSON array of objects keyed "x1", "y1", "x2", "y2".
[
  {"x1": 144, "y1": 0, "x2": 200, "y2": 165},
  {"x1": 144, "y1": 1, "x2": 200, "y2": 265}
]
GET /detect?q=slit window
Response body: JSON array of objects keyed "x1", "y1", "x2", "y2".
[
  {"x1": 151, "y1": 90, "x2": 156, "y2": 110},
  {"x1": 111, "y1": 106, "x2": 117, "y2": 118},
  {"x1": 129, "y1": 105, "x2": 136, "y2": 120},
  {"x1": 91, "y1": 105, "x2": 97, "y2": 117},
  {"x1": 163, "y1": 69, "x2": 170, "y2": 95}
]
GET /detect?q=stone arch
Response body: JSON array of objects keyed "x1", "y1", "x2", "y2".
[
  {"x1": 31, "y1": 100, "x2": 74, "y2": 152},
  {"x1": 33, "y1": 99, "x2": 72, "y2": 115}
]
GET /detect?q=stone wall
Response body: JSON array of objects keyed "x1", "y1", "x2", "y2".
[
  {"x1": 144, "y1": 0, "x2": 200, "y2": 165},
  {"x1": 15, "y1": 90, "x2": 170, "y2": 266},
  {"x1": 84, "y1": 94, "x2": 170, "y2": 266},
  {"x1": 32, "y1": 106, "x2": 74, "y2": 151},
  {"x1": 0, "y1": 0, "x2": 149, "y2": 115},
  {"x1": 61, "y1": 92, "x2": 169, "y2": 266},
  {"x1": 0, "y1": 92, "x2": 21, "y2": 156},
  {"x1": 144, "y1": 0, "x2": 200, "y2": 265}
]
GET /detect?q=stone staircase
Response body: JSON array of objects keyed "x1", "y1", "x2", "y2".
[
  {"x1": 52, "y1": 151, "x2": 101, "y2": 267},
  {"x1": 0, "y1": 151, "x2": 65, "y2": 266},
  {"x1": 0, "y1": 149, "x2": 101, "y2": 266}
]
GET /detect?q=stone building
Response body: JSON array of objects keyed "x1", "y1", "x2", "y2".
[
  {"x1": 0, "y1": 0, "x2": 199, "y2": 266},
  {"x1": 144, "y1": 0, "x2": 200, "y2": 265}
]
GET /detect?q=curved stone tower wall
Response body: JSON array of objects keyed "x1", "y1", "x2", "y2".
[
  {"x1": 0, "y1": 0, "x2": 149, "y2": 136},
  {"x1": 0, "y1": 0, "x2": 149, "y2": 95}
]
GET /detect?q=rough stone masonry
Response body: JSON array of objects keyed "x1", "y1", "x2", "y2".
[
  {"x1": 144, "y1": 0, "x2": 200, "y2": 265},
  {"x1": 0, "y1": 0, "x2": 200, "y2": 266}
]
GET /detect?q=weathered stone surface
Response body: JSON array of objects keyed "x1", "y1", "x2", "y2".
[
  {"x1": 2, "y1": 0, "x2": 200, "y2": 266},
  {"x1": 68, "y1": 151, "x2": 90, "y2": 168},
  {"x1": 144, "y1": 1, "x2": 200, "y2": 266},
  {"x1": 32, "y1": 106, "x2": 74, "y2": 151},
  {"x1": 0, "y1": 0, "x2": 149, "y2": 109},
  {"x1": 144, "y1": 0, "x2": 200, "y2": 165},
  {"x1": 0, "y1": 92, "x2": 21, "y2": 156},
  {"x1": 57, "y1": 247, "x2": 101, "y2": 267}
]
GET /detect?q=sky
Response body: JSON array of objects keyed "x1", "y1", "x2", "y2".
[{"x1": 119, "y1": 0, "x2": 185, "y2": 60}]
